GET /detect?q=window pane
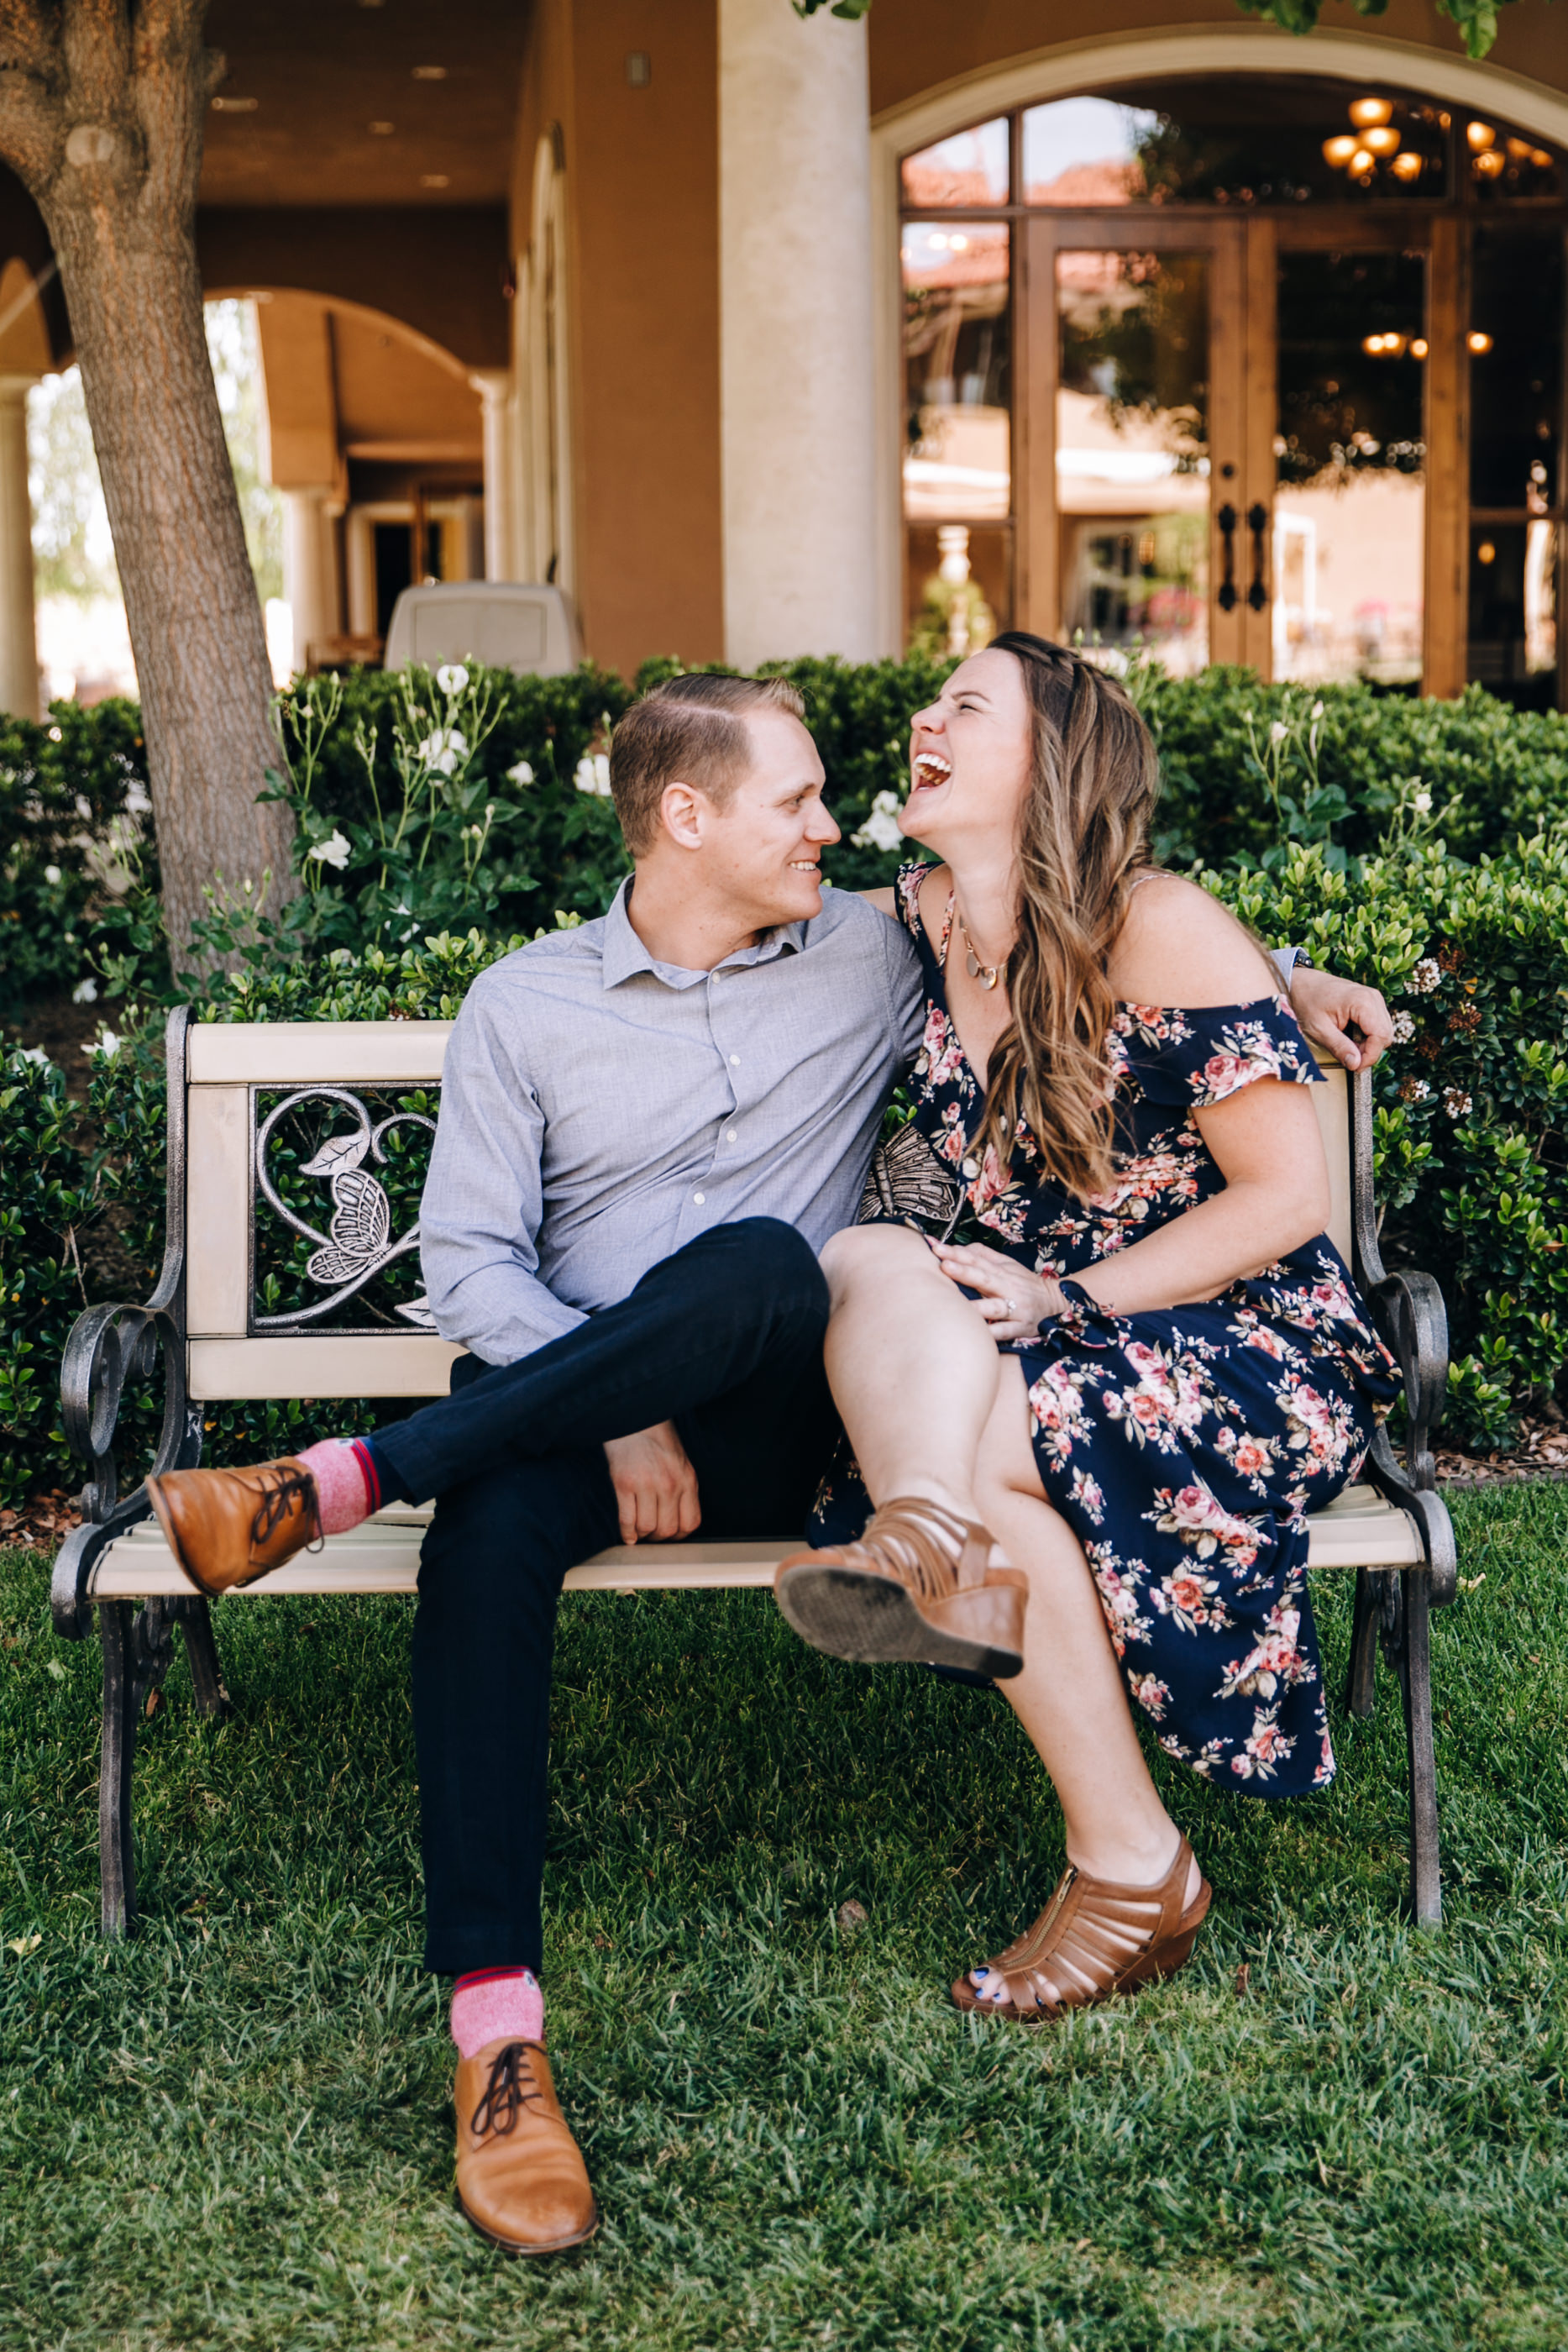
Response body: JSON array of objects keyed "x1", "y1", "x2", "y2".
[
  {"x1": 1024, "y1": 77, "x2": 1449, "y2": 206},
  {"x1": 1468, "y1": 522, "x2": 1559, "y2": 707},
  {"x1": 900, "y1": 119, "x2": 1009, "y2": 209},
  {"x1": 1056, "y1": 250, "x2": 1209, "y2": 673},
  {"x1": 1471, "y1": 228, "x2": 1562, "y2": 512},
  {"x1": 903, "y1": 222, "x2": 1011, "y2": 654},
  {"x1": 1274, "y1": 250, "x2": 1426, "y2": 686}
]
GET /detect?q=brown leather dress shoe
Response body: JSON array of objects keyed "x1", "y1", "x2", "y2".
[
  {"x1": 145, "y1": 1457, "x2": 323, "y2": 1599},
  {"x1": 952, "y1": 1835, "x2": 1212, "y2": 2021},
  {"x1": 454, "y1": 2039, "x2": 598, "y2": 2255},
  {"x1": 774, "y1": 1494, "x2": 1028, "y2": 1680}
]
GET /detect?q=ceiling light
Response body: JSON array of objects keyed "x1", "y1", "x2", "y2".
[
  {"x1": 949, "y1": 234, "x2": 969, "y2": 251},
  {"x1": 1390, "y1": 152, "x2": 1424, "y2": 182},
  {"x1": 1410, "y1": 337, "x2": 1429, "y2": 359},
  {"x1": 1322, "y1": 135, "x2": 1359, "y2": 167},
  {"x1": 1468, "y1": 331, "x2": 1495, "y2": 354},
  {"x1": 369, "y1": 120, "x2": 395, "y2": 135},
  {"x1": 1477, "y1": 542, "x2": 1497, "y2": 564},
  {"x1": 211, "y1": 96, "x2": 259, "y2": 113},
  {"x1": 1362, "y1": 333, "x2": 1388, "y2": 355},
  {"x1": 421, "y1": 173, "x2": 450, "y2": 188},
  {"x1": 1349, "y1": 97, "x2": 1394, "y2": 129},
  {"x1": 413, "y1": 64, "x2": 448, "y2": 80},
  {"x1": 1349, "y1": 149, "x2": 1375, "y2": 176},
  {"x1": 1471, "y1": 149, "x2": 1506, "y2": 179},
  {"x1": 1466, "y1": 120, "x2": 1496, "y2": 150},
  {"x1": 1533, "y1": 149, "x2": 1555, "y2": 169},
  {"x1": 927, "y1": 231, "x2": 948, "y2": 249},
  {"x1": 1362, "y1": 125, "x2": 1401, "y2": 157}
]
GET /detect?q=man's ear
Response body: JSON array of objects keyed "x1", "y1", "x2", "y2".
[{"x1": 659, "y1": 780, "x2": 708, "y2": 850}]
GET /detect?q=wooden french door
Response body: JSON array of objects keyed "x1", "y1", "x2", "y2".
[{"x1": 1017, "y1": 211, "x2": 1454, "y2": 690}]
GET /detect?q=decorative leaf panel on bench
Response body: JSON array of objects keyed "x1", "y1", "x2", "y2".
[{"x1": 250, "y1": 1084, "x2": 440, "y2": 1336}]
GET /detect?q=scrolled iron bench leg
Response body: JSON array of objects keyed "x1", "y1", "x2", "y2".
[
  {"x1": 1345, "y1": 1566, "x2": 1385, "y2": 1720},
  {"x1": 1398, "y1": 1570, "x2": 1442, "y2": 1929},
  {"x1": 97, "y1": 1603, "x2": 139, "y2": 1938}
]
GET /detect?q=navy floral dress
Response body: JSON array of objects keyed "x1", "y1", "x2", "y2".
[{"x1": 812, "y1": 864, "x2": 1399, "y2": 1798}]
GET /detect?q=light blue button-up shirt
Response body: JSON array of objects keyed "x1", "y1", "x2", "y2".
[{"x1": 419, "y1": 880, "x2": 926, "y2": 1364}]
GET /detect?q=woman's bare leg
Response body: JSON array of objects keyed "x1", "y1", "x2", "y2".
[
  {"x1": 971, "y1": 1359, "x2": 1203, "y2": 1916},
  {"x1": 820, "y1": 1224, "x2": 1004, "y2": 1521}
]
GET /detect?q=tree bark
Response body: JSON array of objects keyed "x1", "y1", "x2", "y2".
[{"x1": 0, "y1": 0, "x2": 295, "y2": 959}]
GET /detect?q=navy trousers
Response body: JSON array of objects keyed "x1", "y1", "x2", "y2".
[{"x1": 373, "y1": 1219, "x2": 837, "y2": 1977}]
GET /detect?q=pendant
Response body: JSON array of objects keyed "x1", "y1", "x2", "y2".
[{"x1": 966, "y1": 947, "x2": 999, "y2": 989}]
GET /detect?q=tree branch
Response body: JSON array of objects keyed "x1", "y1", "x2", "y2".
[{"x1": 0, "y1": 0, "x2": 65, "y2": 195}]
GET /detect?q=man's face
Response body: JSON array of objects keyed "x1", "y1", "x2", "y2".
[{"x1": 685, "y1": 710, "x2": 841, "y2": 930}]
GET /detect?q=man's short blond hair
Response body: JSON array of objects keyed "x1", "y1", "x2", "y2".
[{"x1": 608, "y1": 673, "x2": 807, "y2": 857}]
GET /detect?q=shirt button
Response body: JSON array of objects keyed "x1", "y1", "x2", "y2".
[
  {"x1": 729, "y1": 1053, "x2": 741, "y2": 1065},
  {"x1": 693, "y1": 1191, "x2": 705, "y2": 1205},
  {"x1": 725, "y1": 1130, "x2": 737, "y2": 1142}
]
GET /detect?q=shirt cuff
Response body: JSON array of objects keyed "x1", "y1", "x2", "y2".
[{"x1": 1271, "y1": 945, "x2": 1302, "y2": 986}]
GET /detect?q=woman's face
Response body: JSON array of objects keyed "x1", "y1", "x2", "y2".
[{"x1": 903, "y1": 648, "x2": 1033, "y2": 857}]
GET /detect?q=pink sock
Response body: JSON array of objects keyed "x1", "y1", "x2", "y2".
[
  {"x1": 451, "y1": 1966, "x2": 545, "y2": 2055},
  {"x1": 296, "y1": 1437, "x2": 380, "y2": 1536}
]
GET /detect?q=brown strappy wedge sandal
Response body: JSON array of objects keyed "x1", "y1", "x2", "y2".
[
  {"x1": 774, "y1": 1494, "x2": 1028, "y2": 1680},
  {"x1": 952, "y1": 1835, "x2": 1212, "y2": 2021}
]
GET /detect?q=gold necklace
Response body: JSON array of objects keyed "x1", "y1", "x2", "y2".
[{"x1": 957, "y1": 911, "x2": 1005, "y2": 990}]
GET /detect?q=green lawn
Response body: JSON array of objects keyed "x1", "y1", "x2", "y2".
[{"x1": 3, "y1": 1482, "x2": 1567, "y2": 2351}]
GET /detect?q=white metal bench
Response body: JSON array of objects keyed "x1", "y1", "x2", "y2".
[{"x1": 50, "y1": 1006, "x2": 1457, "y2": 1935}]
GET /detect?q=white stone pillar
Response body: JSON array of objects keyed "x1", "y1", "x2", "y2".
[
  {"x1": 470, "y1": 367, "x2": 518, "y2": 580},
  {"x1": 281, "y1": 488, "x2": 343, "y2": 673},
  {"x1": 0, "y1": 375, "x2": 39, "y2": 719},
  {"x1": 719, "y1": 0, "x2": 878, "y2": 667}
]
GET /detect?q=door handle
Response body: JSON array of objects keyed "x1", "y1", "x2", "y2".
[
  {"x1": 1246, "y1": 501, "x2": 1269, "y2": 612},
  {"x1": 1217, "y1": 503, "x2": 1238, "y2": 612}
]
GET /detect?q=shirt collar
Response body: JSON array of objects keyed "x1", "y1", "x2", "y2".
[{"x1": 600, "y1": 877, "x2": 805, "y2": 990}]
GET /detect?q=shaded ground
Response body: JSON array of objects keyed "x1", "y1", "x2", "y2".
[{"x1": 3, "y1": 1480, "x2": 1566, "y2": 2350}]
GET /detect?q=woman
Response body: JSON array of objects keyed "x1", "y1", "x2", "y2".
[{"x1": 774, "y1": 633, "x2": 1398, "y2": 2023}]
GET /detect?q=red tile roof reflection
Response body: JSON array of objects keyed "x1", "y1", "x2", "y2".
[
  {"x1": 1025, "y1": 160, "x2": 1143, "y2": 206},
  {"x1": 901, "y1": 161, "x2": 1003, "y2": 207},
  {"x1": 901, "y1": 228, "x2": 1009, "y2": 290}
]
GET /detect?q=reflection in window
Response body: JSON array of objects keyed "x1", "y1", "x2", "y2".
[
  {"x1": 900, "y1": 118, "x2": 1009, "y2": 210},
  {"x1": 1471, "y1": 228, "x2": 1562, "y2": 512},
  {"x1": 902, "y1": 221, "x2": 1010, "y2": 655},
  {"x1": 1023, "y1": 78, "x2": 1451, "y2": 206},
  {"x1": 1057, "y1": 251, "x2": 1209, "y2": 672},
  {"x1": 1468, "y1": 525, "x2": 1559, "y2": 708},
  {"x1": 1274, "y1": 250, "x2": 1426, "y2": 686}
]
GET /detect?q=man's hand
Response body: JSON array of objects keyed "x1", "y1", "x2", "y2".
[
  {"x1": 603, "y1": 1420, "x2": 701, "y2": 1544},
  {"x1": 1288, "y1": 963, "x2": 1394, "y2": 1073}
]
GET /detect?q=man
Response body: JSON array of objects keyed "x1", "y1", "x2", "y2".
[{"x1": 147, "y1": 672, "x2": 1391, "y2": 2255}]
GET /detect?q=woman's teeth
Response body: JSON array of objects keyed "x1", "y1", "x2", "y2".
[{"x1": 912, "y1": 753, "x2": 951, "y2": 785}]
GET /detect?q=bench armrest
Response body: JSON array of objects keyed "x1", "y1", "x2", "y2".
[
  {"x1": 52, "y1": 1009, "x2": 200, "y2": 1638},
  {"x1": 1349, "y1": 1068, "x2": 1456, "y2": 1606}
]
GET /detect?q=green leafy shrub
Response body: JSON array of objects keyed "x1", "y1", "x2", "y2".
[{"x1": 0, "y1": 699, "x2": 150, "y2": 1016}]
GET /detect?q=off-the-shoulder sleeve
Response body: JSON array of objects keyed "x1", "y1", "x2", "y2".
[
  {"x1": 1115, "y1": 995, "x2": 1324, "y2": 1110},
  {"x1": 894, "y1": 859, "x2": 936, "y2": 939}
]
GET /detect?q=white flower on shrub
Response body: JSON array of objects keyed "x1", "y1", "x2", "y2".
[
  {"x1": 43, "y1": 864, "x2": 60, "y2": 885},
  {"x1": 1390, "y1": 1010, "x2": 1415, "y2": 1044},
  {"x1": 71, "y1": 977, "x2": 98, "y2": 1005},
  {"x1": 1408, "y1": 958, "x2": 1441, "y2": 993},
  {"x1": 506, "y1": 759, "x2": 535, "y2": 786},
  {"x1": 126, "y1": 785, "x2": 151, "y2": 816},
  {"x1": 852, "y1": 791, "x2": 905, "y2": 853},
  {"x1": 417, "y1": 727, "x2": 469, "y2": 776},
  {"x1": 1444, "y1": 1087, "x2": 1473, "y2": 1119},
  {"x1": 86, "y1": 1029, "x2": 120, "y2": 1060},
  {"x1": 436, "y1": 664, "x2": 469, "y2": 696},
  {"x1": 309, "y1": 829, "x2": 352, "y2": 869},
  {"x1": 1413, "y1": 789, "x2": 1433, "y2": 814},
  {"x1": 13, "y1": 1045, "x2": 49, "y2": 1067},
  {"x1": 1310, "y1": 701, "x2": 1324, "y2": 720},
  {"x1": 574, "y1": 752, "x2": 612, "y2": 797},
  {"x1": 1268, "y1": 720, "x2": 1289, "y2": 746},
  {"x1": 1401, "y1": 1077, "x2": 1431, "y2": 1102}
]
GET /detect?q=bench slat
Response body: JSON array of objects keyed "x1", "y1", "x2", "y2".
[{"x1": 85, "y1": 1482, "x2": 1425, "y2": 1600}]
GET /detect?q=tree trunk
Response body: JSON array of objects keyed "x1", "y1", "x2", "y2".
[{"x1": 0, "y1": 0, "x2": 295, "y2": 961}]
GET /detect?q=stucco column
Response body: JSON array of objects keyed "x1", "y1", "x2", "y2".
[
  {"x1": 281, "y1": 487, "x2": 343, "y2": 673},
  {"x1": 719, "y1": 0, "x2": 878, "y2": 666},
  {"x1": 0, "y1": 374, "x2": 39, "y2": 719},
  {"x1": 470, "y1": 367, "x2": 518, "y2": 580}
]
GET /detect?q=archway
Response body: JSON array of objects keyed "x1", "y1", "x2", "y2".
[{"x1": 872, "y1": 25, "x2": 1568, "y2": 701}]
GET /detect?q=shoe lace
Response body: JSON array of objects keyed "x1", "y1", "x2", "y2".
[
  {"x1": 470, "y1": 2040, "x2": 548, "y2": 2139},
  {"x1": 249, "y1": 1465, "x2": 323, "y2": 1554}
]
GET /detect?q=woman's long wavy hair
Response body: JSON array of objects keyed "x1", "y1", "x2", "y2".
[{"x1": 969, "y1": 633, "x2": 1160, "y2": 1203}]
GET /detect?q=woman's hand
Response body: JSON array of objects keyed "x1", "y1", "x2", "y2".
[{"x1": 927, "y1": 1237, "x2": 1065, "y2": 1341}]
